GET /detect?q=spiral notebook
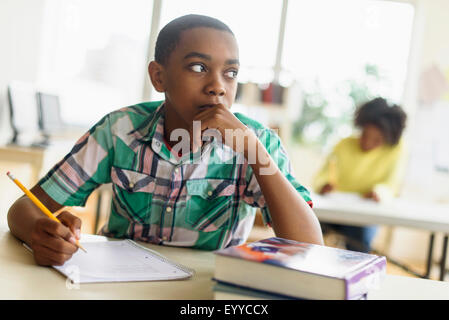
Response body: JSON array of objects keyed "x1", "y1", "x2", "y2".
[{"x1": 50, "y1": 240, "x2": 194, "y2": 284}]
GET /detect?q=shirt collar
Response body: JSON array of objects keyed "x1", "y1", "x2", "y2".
[
  {"x1": 129, "y1": 101, "x2": 165, "y2": 143},
  {"x1": 130, "y1": 101, "x2": 216, "y2": 165}
]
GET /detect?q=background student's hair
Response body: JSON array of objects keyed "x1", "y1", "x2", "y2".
[
  {"x1": 354, "y1": 97, "x2": 407, "y2": 145},
  {"x1": 155, "y1": 14, "x2": 235, "y2": 66}
]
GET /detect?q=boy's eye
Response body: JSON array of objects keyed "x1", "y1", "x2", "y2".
[
  {"x1": 190, "y1": 64, "x2": 206, "y2": 73},
  {"x1": 225, "y1": 70, "x2": 238, "y2": 79}
]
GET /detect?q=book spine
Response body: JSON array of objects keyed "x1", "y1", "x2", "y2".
[{"x1": 344, "y1": 257, "x2": 387, "y2": 300}]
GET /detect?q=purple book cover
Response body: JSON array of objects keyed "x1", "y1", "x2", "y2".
[{"x1": 214, "y1": 237, "x2": 386, "y2": 299}]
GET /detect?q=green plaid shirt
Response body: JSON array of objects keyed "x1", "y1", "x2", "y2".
[{"x1": 39, "y1": 101, "x2": 312, "y2": 250}]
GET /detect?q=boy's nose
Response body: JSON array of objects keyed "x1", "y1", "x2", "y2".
[{"x1": 205, "y1": 77, "x2": 226, "y2": 97}]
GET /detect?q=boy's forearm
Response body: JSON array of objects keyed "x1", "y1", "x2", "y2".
[
  {"x1": 7, "y1": 196, "x2": 44, "y2": 246},
  {"x1": 245, "y1": 138, "x2": 324, "y2": 245}
]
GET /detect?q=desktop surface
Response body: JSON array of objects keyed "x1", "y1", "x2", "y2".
[
  {"x1": 0, "y1": 227, "x2": 214, "y2": 300},
  {"x1": 1, "y1": 226, "x2": 448, "y2": 300}
]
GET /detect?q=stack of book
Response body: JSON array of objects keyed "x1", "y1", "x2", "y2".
[{"x1": 213, "y1": 237, "x2": 386, "y2": 300}]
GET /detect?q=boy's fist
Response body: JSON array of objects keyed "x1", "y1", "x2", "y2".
[{"x1": 30, "y1": 211, "x2": 81, "y2": 266}]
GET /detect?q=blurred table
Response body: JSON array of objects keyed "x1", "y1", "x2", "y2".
[
  {"x1": 0, "y1": 143, "x2": 73, "y2": 184},
  {"x1": 313, "y1": 192, "x2": 449, "y2": 280},
  {"x1": 0, "y1": 141, "x2": 108, "y2": 235}
]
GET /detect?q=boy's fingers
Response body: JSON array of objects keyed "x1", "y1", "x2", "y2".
[
  {"x1": 33, "y1": 243, "x2": 73, "y2": 266},
  {"x1": 40, "y1": 218, "x2": 77, "y2": 245},
  {"x1": 37, "y1": 230, "x2": 78, "y2": 255},
  {"x1": 57, "y1": 211, "x2": 82, "y2": 239}
]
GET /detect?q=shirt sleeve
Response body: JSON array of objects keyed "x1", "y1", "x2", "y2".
[
  {"x1": 241, "y1": 128, "x2": 313, "y2": 226},
  {"x1": 38, "y1": 114, "x2": 114, "y2": 207}
]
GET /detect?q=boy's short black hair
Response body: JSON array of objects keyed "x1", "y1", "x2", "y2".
[
  {"x1": 354, "y1": 97, "x2": 407, "y2": 145},
  {"x1": 155, "y1": 14, "x2": 235, "y2": 66}
]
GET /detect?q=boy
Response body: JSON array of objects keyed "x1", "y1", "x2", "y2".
[
  {"x1": 314, "y1": 97, "x2": 407, "y2": 252},
  {"x1": 8, "y1": 14, "x2": 323, "y2": 266}
]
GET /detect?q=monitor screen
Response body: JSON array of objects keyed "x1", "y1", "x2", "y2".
[
  {"x1": 37, "y1": 92, "x2": 63, "y2": 134},
  {"x1": 7, "y1": 82, "x2": 40, "y2": 144}
]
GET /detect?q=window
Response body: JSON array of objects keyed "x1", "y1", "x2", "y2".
[
  {"x1": 159, "y1": 0, "x2": 283, "y2": 82},
  {"x1": 39, "y1": 0, "x2": 153, "y2": 126},
  {"x1": 282, "y1": 0, "x2": 414, "y2": 148}
]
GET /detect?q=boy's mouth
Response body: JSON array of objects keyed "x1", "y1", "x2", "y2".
[{"x1": 198, "y1": 104, "x2": 215, "y2": 110}]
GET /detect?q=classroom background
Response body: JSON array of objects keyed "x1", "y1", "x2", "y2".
[{"x1": 1, "y1": 0, "x2": 449, "y2": 280}]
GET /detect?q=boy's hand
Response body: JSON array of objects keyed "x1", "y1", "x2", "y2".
[
  {"x1": 30, "y1": 211, "x2": 81, "y2": 266},
  {"x1": 319, "y1": 183, "x2": 334, "y2": 195},
  {"x1": 193, "y1": 103, "x2": 255, "y2": 153}
]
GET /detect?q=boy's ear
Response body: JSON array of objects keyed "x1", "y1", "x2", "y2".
[{"x1": 148, "y1": 61, "x2": 166, "y2": 93}]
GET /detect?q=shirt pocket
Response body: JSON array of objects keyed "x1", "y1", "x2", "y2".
[
  {"x1": 186, "y1": 179, "x2": 236, "y2": 232},
  {"x1": 111, "y1": 166, "x2": 156, "y2": 222}
]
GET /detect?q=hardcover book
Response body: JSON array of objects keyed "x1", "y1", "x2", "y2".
[
  {"x1": 213, "y1": 237, "x2": 386, "y2": 300},
  {"x1": 213, "y1": 281, "x2": 296, "y2": 300}
]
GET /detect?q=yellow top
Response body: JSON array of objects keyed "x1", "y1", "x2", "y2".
[{"x1": 313, "y1": 136, "x2": 407, "y2": 201}]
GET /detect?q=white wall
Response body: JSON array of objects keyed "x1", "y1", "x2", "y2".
[
  {"x1": 387, "y1": 0, "x2": 449, "y2": 267},
  {"x1": 0, "y1": 0, "x2": 46, "y2": 145}
]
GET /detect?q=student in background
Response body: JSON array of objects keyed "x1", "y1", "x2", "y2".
[
  {"x1": 7, "y1": 14, "x2": 323, "y2": 267},
  {"x1": 313, "y1": 97, "x2": 407, "y2": 252}
]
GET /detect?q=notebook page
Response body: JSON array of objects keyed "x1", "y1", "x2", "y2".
[{"x1": 53, "y1": 240, "x2": 194, "y2": 284}]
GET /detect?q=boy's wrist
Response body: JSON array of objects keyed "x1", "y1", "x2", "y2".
[{"x1": 244, "y1": 134, "x2": 277, "y2": 176}]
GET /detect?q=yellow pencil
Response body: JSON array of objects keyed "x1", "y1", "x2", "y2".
[{"x1": 7, "y1": 171, "x2": 87, "y2": 253}]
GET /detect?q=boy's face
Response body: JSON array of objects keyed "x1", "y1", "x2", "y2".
[{"x1": 152, "y1": 27, "x2": 239, "y2": 130}]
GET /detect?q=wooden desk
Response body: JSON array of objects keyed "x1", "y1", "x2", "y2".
[
  {"x1": 313, "y1": 192, "x2": 449, "y2": 280},
  {"x1": 1, "y1": 226, "x2": 449, "y2": 300},
  {"x1": 0, "y1": 227, "x2": 214, "y2": 299}
]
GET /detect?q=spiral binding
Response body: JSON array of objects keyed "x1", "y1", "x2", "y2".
[{"x1": 126, "y1": 239, "x2": 195, "y2": 277}]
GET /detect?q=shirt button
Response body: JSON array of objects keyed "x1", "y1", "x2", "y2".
[
  {"x1": 207, "y1": 191, "x2": 213, "y2": 196},
  {"x1": 166, "y1": 207, "x2": 172, "y2": 213},
  {"x1": 155, "y1": 141, "x2": 161, "y2": 147}
]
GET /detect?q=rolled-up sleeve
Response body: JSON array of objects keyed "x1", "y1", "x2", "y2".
[{"x1": 38, "y1": 114, "x2": 114, "y2": 207}]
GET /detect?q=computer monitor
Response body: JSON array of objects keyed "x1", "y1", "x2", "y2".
[
  {"x1": 7, "y1": 81, "x2": 41, "y2": 146},
  {"x1": 37, "y1": 92, "x2": 64, "y2": 136}
]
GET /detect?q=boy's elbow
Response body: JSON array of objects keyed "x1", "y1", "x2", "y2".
[
  {"x1": 7, "y1": 196, "x2": 26, "y2": 233},
  {"x1": 7, "y1": 199, "x2": 19, "y2": 231}
]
